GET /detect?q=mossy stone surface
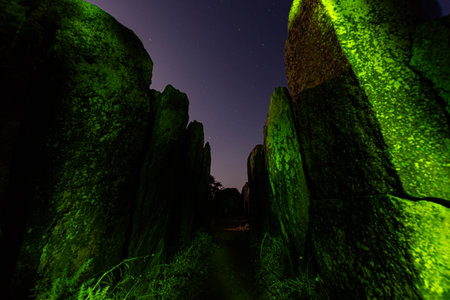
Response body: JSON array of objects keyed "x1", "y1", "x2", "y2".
[
  {"x1": 410, "y1": 16, "x2": 450, "y2": 115},
  {"x1": 286, "y1": 0, "x2": 450, "y2": 200},
  {"x1": 5, "y1": 0, "x2": 153, "y2": 297},
  {"x1": 292, "y1": 69, "x2": 402, "y2": 199},
  {"x1": 264, "y1": 87, "x2": 310, "y2": 259},
  {"x1": 311, "y1": 194, "x2": 450, "y2": 299},
  {"x1": 285, "y1": 0, "x2": 349, "y2": 95},
  {"x1": 320, "y1": 0, "x2": 449, "y2": 199}
]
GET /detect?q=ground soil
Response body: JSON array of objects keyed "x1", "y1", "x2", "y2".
[{"x1": 195, "y1": 216, "x2": 261, "y2": 300}]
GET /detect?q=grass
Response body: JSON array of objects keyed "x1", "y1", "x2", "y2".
[
  {"x1": 256, "y1": 233, "x2": 327, "y2": 300},
  {"x1": 36, "y1": 232, "x2": 213, "y2": 300}
]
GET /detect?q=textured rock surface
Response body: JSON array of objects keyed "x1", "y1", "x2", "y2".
[
  {"x1": 1, "y1": 0, "x2": 212, "y2": 298},
  {"x1": 285, "y1": 0, "x2": 349, "y2": 95},
  {"x1": 410, "y1": 16, "x2": 450, "y2": 114},
  {"x1": 264, "y1": 87, "x2": 310, "y2": 260},
  {"x1": 2, "y1": 0, "x2": 153, "y2": 297},
  {"x1": 127, "y1": 85, "x2": 188, "y2": 272},
  {"x1": 311, "y1": 194, "x2": 450, "y2": 299},
  {"x1": 286, "y1": 0, "x2": 450, "y2": 200},
  {"x1": 279, "y1": 0, "x2": 450, "y2": 298},
  {"x1": 292, "y1": 69, "x2": 402, "y2": 199}
]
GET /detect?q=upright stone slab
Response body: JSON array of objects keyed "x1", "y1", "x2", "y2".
[
  {"x1": 128, "y1": 85, "x2": 188, "y2": 272},
  {"x1": 264, "y1": 87, "x2": 310, "y2": 259},
  {"x1": 410, "y1": 16, "x2": 450, "y2": 114},
  {"x1": 247, "y1": 145, "x2": 274, "y2": 239},
  {"x1": 311, "y1": 194, "x2": 450, "y2": 299},
  {"x1": 3, "y1": 0, "x2": 153, "y2": 297},
  {"x1": 285, "y1": 0, "x2": 450, "y2": 298},
  {"x1": 286, "y1": 0, "x2": 450, "y2": 200},
  {"x1": 177, "y1": 121, "x2": 211, "y2": 244}
]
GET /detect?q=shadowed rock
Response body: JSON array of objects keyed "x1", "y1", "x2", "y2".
[
  {"x1": 127, "y1": 85, "x2": 188, "y2": 273},
  {"x1": 247, "y1": 145, "x2": 274, "y2": 240},
  {"x1": 1, "y1": 0, "x2": 153, "y2": 297}
]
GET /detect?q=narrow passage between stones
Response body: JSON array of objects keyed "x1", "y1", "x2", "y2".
[{"x1": 197, "y1": 217, "x2": 258, "y2": 300}]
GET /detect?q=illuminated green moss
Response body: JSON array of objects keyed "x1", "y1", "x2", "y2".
[
  {"x1": 265, "y1": 87, "x2": 310, "y2": 259},
  {"x1": 11, "y1": 0, "x2": 153, "y2": 295},
  {"x1": 393, "y1": 197, "x2": 450, "y2": 299},
  {"x1": 319, "y1": 0, "x2": 450, "y2": 199},
  {"x1": 410, "y1": 16, "x2": 450, "y2": 114},
  {"x1": 288, "y1": 0, "x2": 303, "y2": 29}
]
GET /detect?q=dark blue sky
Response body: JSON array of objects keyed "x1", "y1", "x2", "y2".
[{"x1": 84, "y1": 0, "x2": 448, "y2": 189}]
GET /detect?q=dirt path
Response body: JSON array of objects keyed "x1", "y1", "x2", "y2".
[{"x1": 196, "y1": 218, "x2": 259, "y2": 300}]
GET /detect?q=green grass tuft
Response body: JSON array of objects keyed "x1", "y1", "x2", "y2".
[
  {"x1": 38, "y1": 232, "x2": 213, "y2": 299},
  {"x1": 256, "y1": 233, "x2": 326, "y2": 299}
]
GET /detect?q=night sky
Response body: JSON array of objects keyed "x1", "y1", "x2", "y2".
[{"x1": 83, "y1": 0, "x2": 449, "y2": 189}]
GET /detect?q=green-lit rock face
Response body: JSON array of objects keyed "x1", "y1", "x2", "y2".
[
  {"x1": 410, "y1": 16, "x2": 450, "y2": 114},
  {"x1": 3, "y1": 0, "x2": 153, "y2": 297},
  {"x1": 311, "y1": 194, "x2": 450, "y2": 299},
  {"x1": 394, "y1": 198, "x2": 450, "y2": 299},
  {"x1": 264, "y1": 87, "x2": 310, "y2": 259},
  {"x1": 292, "y1": 69, "x2": 402, "y2": 199},
  {"x1": 285, "y1": 0, "x2": 350, "y2": 95},
  {"x1": 287, "y1": 0, "x2": 449, "y2": 199},
  {"x1": 282, "y1": 0, "x2": 450, "y2": 298}
]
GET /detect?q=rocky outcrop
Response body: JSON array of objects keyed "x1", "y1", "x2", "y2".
[{"x1": 1, "y1": 0, "x2": 211, "y2": 298}]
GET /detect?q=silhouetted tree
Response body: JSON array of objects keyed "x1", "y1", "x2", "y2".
[{"x1": 208, "y1": 175, "x2": 222, "y2": 201}]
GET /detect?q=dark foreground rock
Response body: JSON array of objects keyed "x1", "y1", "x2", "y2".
[
  {"x1": 1, "y1": 0, "x2": 153, "y2": 297},
  {"x1": 0, "y1": 1, "x2": 211, "y2": 298}
]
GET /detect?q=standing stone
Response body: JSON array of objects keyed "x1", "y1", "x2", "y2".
[
  {"x1": 286, "y1": 0, "x2": 449, "y2": 200},
  {"x1": 247, "y1": 145, "x2": 274, "y2": 239},
  {"x1": 410, "y1": 16, "x2": 450, "y2": 114},
  {"x1": 2, "y1": 0, "x2": 153, "y2": 298},
  {"x1": 285, "y1": 0, "x2": 450, "y2": 298},
  {"x1": 264, "y1": 87, "x2": 310, "y2": 261},
  {"x1": 177, "y1": 121, "x2": 211, "y2": 244},
  {"x1": 128, "y1": 85, "x2": 188, "y2": 272}
]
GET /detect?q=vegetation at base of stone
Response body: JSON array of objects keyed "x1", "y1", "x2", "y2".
[
  {"x1": 256, "y1": 233, "x2": 327, "y2": 300},
  {"x1": 34, "y1": 232, "x2": 213, "y2": 300}
]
